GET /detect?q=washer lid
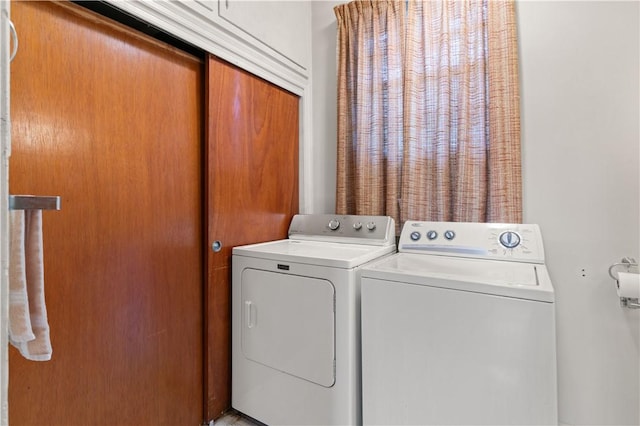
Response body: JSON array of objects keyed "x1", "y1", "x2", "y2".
[
  {"x1": 361, "y1": 253, "x2": 554, "y2": 302},
  {"x1": 233, "y1": 239, "x2": 396, "y2": 269}
]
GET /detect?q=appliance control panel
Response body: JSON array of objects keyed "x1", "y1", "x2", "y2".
[
  {"x1": 399, "y1": 221, "x2": 545, "y2": 263},
  {"x1": 288, "y1": 214, "x2": 395, "y2": 246}
]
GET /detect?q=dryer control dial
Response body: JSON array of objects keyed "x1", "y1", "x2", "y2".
[
  {"x1": 353, "y1": 222, "x2": 363, "y2": 230},
  {"x1": 426, "y1": 230, "x2": 438, "y2": 240},
  {"x1": 499, "y1": 231, "x2": 521, "y2": 249},
  {"x1": 328, "y1": 219, "x2": 340, "y2": 230},
  {"x1": 410, "y1": 231, "x2": 421, "y2": 241},
  {"x1": 366, "y1": 222, "x2": 377, "y2": 231}
]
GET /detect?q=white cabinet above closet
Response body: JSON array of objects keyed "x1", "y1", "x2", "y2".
[
  {"x1": 216, "y1": 1, "x2": 310, "y2": 72},
  {"x1": 106, "y1": 0, "x2": 311, "y2": 94},
  {"x1": 182, "y1": 0, "x2": 217, "y2": 17}
]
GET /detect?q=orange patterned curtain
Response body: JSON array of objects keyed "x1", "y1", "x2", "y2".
[
  {"x1": 334, "y1": 0, "x2": 405, "y2": 233},
  {"x1": 335, "y1": 0, "x2": 521, "y2": 229}
]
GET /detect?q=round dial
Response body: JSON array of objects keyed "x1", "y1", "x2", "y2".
[
  {"x1": 410, "y1": 231, "x2": 421, "y2": 241},
  {"x1": 499, "y1": 231, "x2": 521, "y2": 249},
  {"x1": 444, "y1": 230, "x2": 455, "y2": 240},
  {"x1": 426, "y1": 230, "x2": 438, "y2": 240},
  {"x1": 328, "y1": 219, "x2": 340, "y2": 230},
  {"x1": 366, "y1": 222, "x2": 377, "y2": 231},
  {"x1": 353, "y1": 222, "x2": 363, "y2": 230}
]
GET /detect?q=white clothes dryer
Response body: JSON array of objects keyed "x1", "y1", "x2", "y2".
[
  {"x1": 360, "y1": 221, "x2": 558, "y2": 425},
  {"x1": 232, "y1": 214, "x2": 396, "y2": 425}
]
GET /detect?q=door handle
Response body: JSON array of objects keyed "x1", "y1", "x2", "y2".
[
  {"x1": 245, "y1": 301, "x2": 255, "y2": 329},
  {"x1": 211, "y1": 240, "x2": 222, "y2": 252},
  {"x1": 9, "y1": 20, "x2": 18, "y2": 62}
]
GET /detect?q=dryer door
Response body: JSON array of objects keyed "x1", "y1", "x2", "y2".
[{"x1": 241, "y1": 268, "x2": 336, "y2": 387}]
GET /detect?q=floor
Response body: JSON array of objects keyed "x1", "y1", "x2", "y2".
[{"x1": 215, "y1": 410, "x2": 263, "y2": 426}]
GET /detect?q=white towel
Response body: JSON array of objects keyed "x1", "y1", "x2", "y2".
[
  {"x1": 9, "y1": 209, "x2": 52, "y2": 361},
  {"x1": 9, "y1": 210, "x2": 35, "y2": 343}
]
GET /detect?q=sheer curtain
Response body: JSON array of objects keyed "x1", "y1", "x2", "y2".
[{"x1": 335, "y1": 0, "x2": 522, "y2": 229}]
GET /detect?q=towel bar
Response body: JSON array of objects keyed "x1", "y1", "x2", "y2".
[{"x1": 9, "y1": 195, "x2": 61, "y2": 211}]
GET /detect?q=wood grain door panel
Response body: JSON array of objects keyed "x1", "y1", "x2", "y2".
[
  {"x1": 9, "y1": 2, "x2": 203, "y2": 424},
  {"x1": 204, "y1": 55, "x2": 299, "y2": 420}
]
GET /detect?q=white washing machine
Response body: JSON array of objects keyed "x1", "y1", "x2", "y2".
[
  {"x1": 360, "y1": 221, "x2": 558, "y2": 425},
  {"x1": 232, "y1": 214, "x2": 396, "y2": 425}
]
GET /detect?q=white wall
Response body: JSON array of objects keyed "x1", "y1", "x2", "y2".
[
  {"x1": 518, "y1": 1, "x2": 639, "y2": 425},
  {"x1": 311, "y1": 1, "x2": 339, "y2": 213},
  {"x1": 311, "y1": 1, "x2": 640, "y2": 424}
]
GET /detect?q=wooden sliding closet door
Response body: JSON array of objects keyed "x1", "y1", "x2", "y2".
[
  {"x1": 204, "y1": 56, "x2": 299, "y2": 420},
  {"x1": 9, "y1": 2, "x2": 203, "y2": 425}
]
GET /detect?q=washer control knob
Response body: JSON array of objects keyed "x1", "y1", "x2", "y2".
[
  {"x1": 426, "y1": 230, "x2": 438, "y2": 240},
  {"x1": 366, "y1": 222, "x2": 377, "y2": 231},
  {"x1": 499, "y1": 231, "x2": 521, "y2": 249},
  {"x1": 444, "y1": 230, "x2": 456, "y2": 240},
  {"x1": 328, "y1": 219, "x2": 340, "y2": 230},
  {"x1": 353, "y1": 222, "x2": 363, "y2": 230},
  {"x1": 410, "y1": 231, "x2": 421, "y2": 241}
]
